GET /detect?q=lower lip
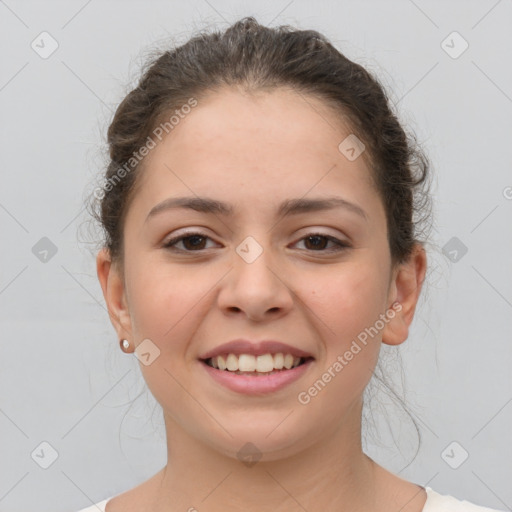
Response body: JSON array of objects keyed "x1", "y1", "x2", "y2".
[{"x1": 200, "y1": 359, "x2": 314, "y2": 395}]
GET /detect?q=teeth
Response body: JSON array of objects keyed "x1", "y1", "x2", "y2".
[
  {"x1": 217, "y1": 355, "x2": 226, "y2": 370},
  {"x1": 208, "y1": 353, "x2": 304, "y2": 372},
  {"x1": 238, "y1": 354, "x2": 256, "y2": 372},
  {"x1": 226, "y1": 353, "x2": 239, "y2": 371},
  {"x1": 256, "y1": 354, "x2": 275, "y2": 373}
]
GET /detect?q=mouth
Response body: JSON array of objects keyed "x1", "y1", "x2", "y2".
[
  {"x1": 197, "y1": 339, "x2": 315, "y2": 393},
  {"x1": 199, "y1": 353, "x2": 315, "y2": 394},
  {"x1": 200, "y1": 353, "x2": 315, "y2": 376}
]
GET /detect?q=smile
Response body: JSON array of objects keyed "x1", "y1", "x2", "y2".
[
  {"x1": 199, "y1": 353, "x2": 315, "y2": 394},
  {"x1": 206, "y1": 352, "x2": 308, "y2": 372}
]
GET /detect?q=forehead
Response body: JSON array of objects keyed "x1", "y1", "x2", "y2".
[
  {"x1": 130, "y1": 86, "x2": 379, "y2": 219},
  {"x1": 160, "y1": 87, "x2": 366, "y2": 167}
]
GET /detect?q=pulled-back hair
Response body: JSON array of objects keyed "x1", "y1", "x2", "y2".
[{"x1": 91, "y1": 16, "x2": 431, "y2": 270}]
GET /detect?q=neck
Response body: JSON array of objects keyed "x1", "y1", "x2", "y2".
[{"x1": 151, "y1": 399, "x2": 381, "y2": 512}]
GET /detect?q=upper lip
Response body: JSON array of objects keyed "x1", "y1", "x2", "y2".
[{"x1": 199, "y1": 339, "x2": 315, "y2": 360}]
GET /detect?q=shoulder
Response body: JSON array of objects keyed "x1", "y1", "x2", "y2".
[
  {"x1": 75, "y1": 468, "x2": 165, "y2": 512},
  {"x1": 423, "y1": 487, "x2": 506, "y2": 512},
  {"x1": 74, "y1": 497, "x2": 112, "y2": 512}
]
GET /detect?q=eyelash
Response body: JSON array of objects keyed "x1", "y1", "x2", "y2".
[{"x1": 162, "y1": 231, "x2": 351, "y2": 254}]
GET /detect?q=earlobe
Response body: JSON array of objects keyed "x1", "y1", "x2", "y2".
[
  {"x1": 382, "y1": 244, "x2": 427, "y2": 346},
  {"x1": 96, "y1": 248, "x2": 132, "y2": 340}
]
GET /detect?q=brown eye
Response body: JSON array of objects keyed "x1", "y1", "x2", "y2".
[
  {"x1": 163, "y1": 232, "x2": 214, "y2": 251},
  {"x1": 304, "y1": 235, "x2": 329, "y2": 250},
  {"x1": 294, "y1": 233, "x2": 350, "y2": 253}
]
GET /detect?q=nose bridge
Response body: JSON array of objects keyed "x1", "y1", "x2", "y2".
[
  {"x1": 218, "y1": 233, "x2": 293, "y2": 318},
  {"x1": 234, "y1": 234, "x2": 279, "y2": 288}
]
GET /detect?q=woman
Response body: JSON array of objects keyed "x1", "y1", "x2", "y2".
[{"x1": 78, "y1": 16, "x2": 504, "y2": 512}]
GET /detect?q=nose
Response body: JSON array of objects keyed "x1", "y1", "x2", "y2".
[{"x1": 216, "y1": 239, "x2": 294, "y2": 322}]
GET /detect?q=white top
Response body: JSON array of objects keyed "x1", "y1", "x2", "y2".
[{"x1": 74, "y1": 486, "x2": 506, "y2": 512}]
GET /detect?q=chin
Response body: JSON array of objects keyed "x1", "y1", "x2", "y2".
[{"x1": 200, "y1": 418, "x2": 320, "y2": 463}]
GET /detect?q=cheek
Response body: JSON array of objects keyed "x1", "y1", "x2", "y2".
[
  {"x1": 124, "y1": 263, "x2": 212, "y2": 413},
  {"x1": 300, "y1": 256, "x2": 388, "y2": 401},
  {"x1": 309, "y1": 260, "x2": 388, "y2": 340},
  {"x1": 124, "y1": 257, "x2": 209, "y2": 350}
]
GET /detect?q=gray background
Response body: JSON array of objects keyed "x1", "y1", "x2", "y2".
[{"x1": 1, "y1": 1, "x2": 511, "y2": 511}]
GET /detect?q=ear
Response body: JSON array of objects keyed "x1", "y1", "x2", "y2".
[
  {"x1": 382, "y1": 244, "x2": 427, "y2": 346},
  {"x1": 96, "y1": 248, "x2": 133, "y2": 340}
]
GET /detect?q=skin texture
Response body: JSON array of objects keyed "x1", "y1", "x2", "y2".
[{"x1": 97, "y1": 86, "x2": 428, "y2": 512}]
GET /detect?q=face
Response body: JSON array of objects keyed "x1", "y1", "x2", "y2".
[{"x1": 98, "y1": 87, "x2": 425, "y2": 461}]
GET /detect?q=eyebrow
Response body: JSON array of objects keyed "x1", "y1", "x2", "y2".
[{"x1": 145, "y1": 195, "x2": 368, "y2": 223}]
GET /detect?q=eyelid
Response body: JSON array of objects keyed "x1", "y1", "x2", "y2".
[
  {"x1": 291, "y1": 232, "x2": 351, "y2": 253},
  {"x1": 162, "y1": 229, "x2": 219, "y2": 249},
  {"x1": 293, "y1": 226, "x2": 350, "y2": 242}
]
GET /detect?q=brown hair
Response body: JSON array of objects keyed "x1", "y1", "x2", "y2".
[{"x1": 90, "y1": 16, "x2": 431, "y2": 270}]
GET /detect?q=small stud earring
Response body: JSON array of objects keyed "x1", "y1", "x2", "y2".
[{"x1": 120, "y1": 339, "x2": 131, "y2": 353}]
